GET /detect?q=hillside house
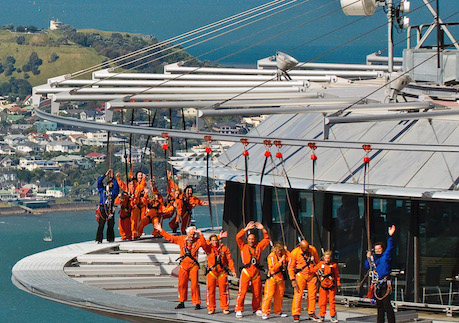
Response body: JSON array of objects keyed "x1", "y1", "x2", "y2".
[
  {"x1": 45, "y1": 141, "x2": 80, "y2": 153},
  {"x1": 85, "y1": 152, "x2": 106, "y2": 164}
]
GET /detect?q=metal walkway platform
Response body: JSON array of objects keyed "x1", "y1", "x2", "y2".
[{"x1": 11, "y1": 236, "x2": 454, "y2": 322}]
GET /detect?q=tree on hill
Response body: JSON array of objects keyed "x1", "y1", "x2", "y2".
[
  {"x1": 49, "y1": 52, "x2": 59, "y2": 63},
  {"x1": 22, "y1": 52, "x2": 42, "y2": 75},
  {"x1": 16, "y1": 36, "x2": 25, "y2": 45},
  {"x1": 16, "y1": 25, "x2": 25, "y2": 33},
  {"x1": 26, "y1": 25, "x2": 39, "y2": 33},
  {"x1": 5, "y1": 56, "x2": 16, "y2": 65}
]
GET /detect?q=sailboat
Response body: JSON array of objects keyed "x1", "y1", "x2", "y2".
[{"x1": 43, "y1": 222, "x2": 52, "y2": 242}]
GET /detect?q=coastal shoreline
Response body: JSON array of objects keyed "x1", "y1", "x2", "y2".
[{"x1": 0, "y1": 196, "x2": 224, "y2": 216}]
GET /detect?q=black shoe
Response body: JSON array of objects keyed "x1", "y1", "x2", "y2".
[
  {"x1": 294, "y1": 315, "x2": 300, "y2": 322},
  {"x1": 175, "y1": 302, "x2": 185, "y2": 309},
  {"x1": 195, "y1": 304, "x2": 201, "y2": 310}
]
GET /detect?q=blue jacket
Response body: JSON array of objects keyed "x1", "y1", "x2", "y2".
[
  {"x1": 97, "y1": 174, "x2": 120, "y2": 209},
  {"x1": 365, "y1": 237, "x2": 394, "y2": 278}
]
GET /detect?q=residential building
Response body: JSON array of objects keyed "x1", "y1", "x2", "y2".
[
  {"x1": 0, "y1": 157, "x2": 13, "y2": 168},
  {"x1": 211, "y1": 122, "x2": 251, "y2": 134},
  {"x1": 0, "y1": 188, "x2": 19, "y2": 201},
  {"x1": 53, "y1": 155, "x2": 91, "y2": 169},
  {"x1": 45, "y1": 141, "x2": 80, "y2": 153},
  {"x1": 80, "y1": 110, "x2": 105, "y2": 122},
  {"x1": 4, "y1": 134, "x2": 27, "y2": 146},
  {"x1": 85, "y1": 152, "x2": 106, "y2": 164},
  {"x1": 15, "y1": 142, "x2": 43, "y2": 154},
  {"x1": 45, "y1": 187, "x2": 65, "y2": 198},
  {"x1": 19, "y1": 156, "x2": 59, "y2": 171},
  {"x1": 35, "y1": 121, "x2": 58, "y2": 133}
]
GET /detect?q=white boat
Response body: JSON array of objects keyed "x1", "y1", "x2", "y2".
[{"x1": 43, "y1": 221, "x2": 52, "y2": 242}]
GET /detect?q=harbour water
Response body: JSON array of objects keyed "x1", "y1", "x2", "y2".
[{"x1": 1, "y1": 206, "x2": 222, "y2": 322}]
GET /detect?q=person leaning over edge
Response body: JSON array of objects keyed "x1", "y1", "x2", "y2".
[
  {"x1": 234, "y1": 221, "x2": 270, "y2": 318},
  {"x1": 288, "y1": 240, "x2": 320, "y2": 322},
  {"x1": 154, "y1": 221, "x2": 206, "y2": 310},
  {"x1": 365, "y1": 225, "x2": 396, "y2": 323},
  {"x1": 202, "y1": 231, "x2": 237, "y2": 315},
  {"x1": 96, "y1": 169, "x2": 119, "y2": 243}
]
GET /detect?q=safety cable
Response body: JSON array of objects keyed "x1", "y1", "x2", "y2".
[
  {"x1": 65, "y1": 0, "x2": 305, "y2": 90},
  {"x1": 206, "y1": 150, "x2": 214, "y2": 229},
  {"x1": 68, "y1": 0, "x2": 290, "y2": 79}
]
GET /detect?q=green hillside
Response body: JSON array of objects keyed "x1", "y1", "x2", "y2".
[
  {"x1": 0, "y1": 26, "x2": 198, "y2": 91},
  {"x1": 0, "y1": 30, "x2": 106, "y2": 86}
]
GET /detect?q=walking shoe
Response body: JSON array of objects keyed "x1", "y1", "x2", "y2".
[
  {"x1": 309, "y1": 313, "x2": 320, "y2": 321},
  {"x1": 195, "y1": 304, "x2": 201, "y2": 310},
  {"x1": 331, "y1": 316, "x2": 338, "y2": 323},
  {"x1": 317, "y1": 316, "x2": 325, "y2": 322},
  {"x1": 255, "y1": 310, "x2": 263, "y2": 316},
  {"x1": 236, "y1": 311, "x2": 243, "y2": 318},
  {"x1": 279, "y1": 313, "x2": 288, "y2": 317},
  {"x1": 175, "y1": 302, "x2": 185, "y2": 309},
  {"x1": 293, "y1": 315, "x2": 300, "y2": 322},
  {"x1": 262, "y1": 314, "x2": 269, "y2": 320},
  {"x1": 208, "y1": 310, "x2": 215, "y2": 314},
  {"x1": 223, "y1": 310, "x2": 230, "y2": 314}
]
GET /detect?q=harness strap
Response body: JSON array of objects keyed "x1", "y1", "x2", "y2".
[{"x1": 242, "y1": 268, "x2": 259, "y2": 281}]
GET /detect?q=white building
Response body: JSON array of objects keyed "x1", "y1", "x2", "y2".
[
  {"x1": 19, "y1": 156, "x2": 59, "y2": 171},
  {"x1": 49, "y1": 20, "x2": 63, "y2": 30},
  {"x1": 45, "y1": 141, "x2": 80, "y2": 153},
  {"x1": 45, "y1": 188, "x2": 64, "y2": 198}
]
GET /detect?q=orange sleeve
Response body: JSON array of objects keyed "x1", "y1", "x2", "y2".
[
  {"x1": 268, "y1": 252, "x2": 282, "y2": 274},
  {"x1": 333, "y1": 263, "x2": 341, "y2": 286},
  {"x1": 288, "y1": 248, "x2": 298, "y2": 280},
  {"x1": 175, "y1": 198, "x2": 184, "y2": 216},
  {"x1": 311, "y1": 246, "x2": 320, "y2": 266},
  {"x1": 116, "y1": 176, "x2": 127, "y2": 192},
  {"x1": 202, "y1": 239, "x2": 212, "y2": 255},
  {"x1": 257, "y1": 229, "x2": 270, "y2": 252},
  {"x1": 189, "y1": 196, "x2": 204, "y2": 206},
  {"x1": 313, "y1": 260, "x2": 324, "y2": 274},
  {"x1": 236, "y1": 229, "x2": 246, "y2": 250},
  {"x1": 224, "y1": 246, "x2": 236, "y2": 273},
  {"x1": 159, "y1": 229, "x2": 181, "y2": 245}
]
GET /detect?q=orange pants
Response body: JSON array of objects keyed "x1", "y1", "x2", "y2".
[
  {"x1": 118, "y1": 215, "x2": 131, "y2": 240},
  {"x1": 262, "y1": 278, "x2": 285, "y2": 315},
  {"x1": 235, "y1": 269, "x2": 262, "y2": 312},
  {"x1": 178, "y1": 264, "x2": 201, "y2": 304},
  {"x1": 318, "y1": 286, "x2": 337, "y2": 317},
  {"x1": 169, "y1": 214, "x2": 191, "y2": 234},
  {"x1": 131, "y1": 208, "x2": 140, "y2": 238},
  {"x1": 292, "y1": 274, "x2": 317, "y2": 316},
  {"x1": 138, "y1": 216, "x2": 160, "y2": 236},
  {"x1": 206, "y1": 271, "x2": 229, "y2": 311}
]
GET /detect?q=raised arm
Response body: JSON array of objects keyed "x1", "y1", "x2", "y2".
[{"x1": 256, "y1": 222, "x2": 270, "y2": 251}]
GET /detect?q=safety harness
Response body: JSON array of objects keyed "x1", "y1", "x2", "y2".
[
  {"x1": 317, "y1": 263, "x2": 336, "y2": 290},
  {"x1": 206, "y1": 245, "x2": 230, "y2": 277},
  {"x1": 266, "y1": 253, "x2": 288, "y2": 281},
  {"x1": 295, "y1": 251, "x2": 314, "y2": 274},
  {"x1": 176, "y1": 238, "x2": 200, "y2": 268}
]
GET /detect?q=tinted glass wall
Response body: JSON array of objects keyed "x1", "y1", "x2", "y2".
[{"x1": 223, "y1": 181, "x2": 459, "y2": 305}]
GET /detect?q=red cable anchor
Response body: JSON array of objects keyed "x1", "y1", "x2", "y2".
[
  {"x1": 204, "y1": 135, "x2": 212, "y2": 154},
  {"x1": 161, "y1": 132, "x2": 169, "y2": 150},
  {"x1": 241, "y1": 138, "x2": 249, "y2": 156},
  {"x1": 308, "y1": 142, "x2": 318, "y2": 160},
  {"x1": 362, "y1": 144, "x2": 371, "y2": 163},
  {"x1": 263, "y1": 140, "x2": 272, "y2": 157}
]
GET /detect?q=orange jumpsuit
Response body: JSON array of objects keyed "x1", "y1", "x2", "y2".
[
  {"x1": 288, "y1": 245, "x2": 319, "y2": 316},
  {"x1": 138, "y1": 199, "x2": 174, "y2": 236},
  {"x1": 234, "y1": 229, "x2": 270, "y2": 312},
  {"x1": 313, "y1": 261, "x2": 341, "y2": 317},
  {"x1": 202, "y1": 242, "x2": 236, "y2": 312},
  {"x1": 116, "y1": 176, "x2": 146, "y2": 239},
  {"x1": 262, "y1": 250, "x2": 290, "y2": 316},
  {"x1": 169, "y1": 194, "x2": 204, "y2": 234},
  {"x1": 159, "y1": 229, "x2": 206, "y2": 305},
  {"x1": 114, "y1": 193, "x2": 131, "y2": 240}
]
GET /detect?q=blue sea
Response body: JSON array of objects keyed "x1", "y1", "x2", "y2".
[
  {"x1": 0, "y1": 0, "x2": 456, "y2": 67},
  {"x1": 1, "y1": 206, "x2": 222, "y2": 322}
]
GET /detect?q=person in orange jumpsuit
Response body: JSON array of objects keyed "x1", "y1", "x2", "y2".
[
  {"x1": 138, "y1": 192, "x2": 174, "y2": 237},
  {"x1": 202, "y1": 232, "x2": 236, "y2": 315},
  {"x1": 169, "y1": 185, "x2": 208, "y2": 234},
  {"x1": 154, "y1": 221, "x2": 206, "y2": 310},
  {"x1": 288, "y1": 240, "x2": 320, "y2": 322},
  {"x1": 313, "y1": 250, "x2": 341, "y2": 323},
  {"x1": 261, "y1": 242, "x2": 290, "y2": 320},
  {"x1": 114, "y1": 191, "x2": 131, "y2": 240},
  {"x1": 116, "y1": 172, "x2": 146, "y2": 240},
  {"x1": 234, "y1": 221, "x2": 270, "y2": 318}
]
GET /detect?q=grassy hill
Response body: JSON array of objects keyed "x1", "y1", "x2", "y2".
[{"x1": 0, "y1": 30, "x2": 106, "y2": 86}]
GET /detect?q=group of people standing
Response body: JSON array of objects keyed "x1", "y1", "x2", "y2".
[
  {"x1": 96, "y1": 169, "x2": 396, "y2": 323},
  {"x1": 153, "y1": 219, "x2": 343, "y2": 322},
  {"x1": 96, "y1": 169, "x2": 208, "y2": 244}
]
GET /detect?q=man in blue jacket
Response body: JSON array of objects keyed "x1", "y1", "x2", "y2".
[
  {"x1": 96, "y1": 169, "x2": 119, "y2": 243},
  {"x1": 365, "y1": 225, "x2": 396, "y2": 323}
]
